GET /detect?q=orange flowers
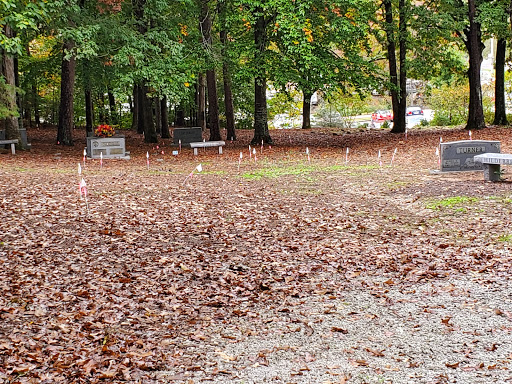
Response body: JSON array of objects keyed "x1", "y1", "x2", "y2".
[{"x1": 94, "y1": 124, "x2": 115, "y2": 138}]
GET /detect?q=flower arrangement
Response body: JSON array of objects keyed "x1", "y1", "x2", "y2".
[{"x1": 94, "y1": 124, "x2": 115, "y2": 138}]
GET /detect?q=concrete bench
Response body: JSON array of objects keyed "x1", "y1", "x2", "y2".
[
  {"x1": 190, "y1": 141, "x2": 225, "y2": 155},
  {"x1": 0, "y1": 139, "x2": 18, "y2": 155},
  {"x1": 474, "y1": 153, "x2": 512, "y2": 181}
]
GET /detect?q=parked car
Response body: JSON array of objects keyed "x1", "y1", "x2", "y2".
[
  {"x1": 371, "y1": 110, "x2": 393, "y2": 122},
  {"x1": 406, "y1": 106, "x2": 424, "y2": 116}
]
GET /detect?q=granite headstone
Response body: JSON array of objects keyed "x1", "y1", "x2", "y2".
[
  {"x1": 439, "y1": 140, "x2": 500, "y2": 172},
  {"x1": 173, "y1": 127, "x2": 203, "y2": 145},
  {"x1": 86, "y1": 136, "x2": 129, "y2": 159}
]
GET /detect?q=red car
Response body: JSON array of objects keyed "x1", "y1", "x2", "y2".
[{"x1": 371, "y1": 110, "x2": 393, "y2": 122}]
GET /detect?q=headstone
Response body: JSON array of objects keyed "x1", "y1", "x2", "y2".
[
  {"x1": 439, "y1": 140, "x2": 500, "y2": 172},
  {"x1": 86, "y1": 136, "x2": 130, "y2": 159},
  {"x1": 173, "y1": 127, "x2": 202, "y2": 145}
]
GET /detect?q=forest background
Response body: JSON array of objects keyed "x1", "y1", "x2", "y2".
[{"x1": 1, "y1": 0, "x2": 512, "y2": 148}]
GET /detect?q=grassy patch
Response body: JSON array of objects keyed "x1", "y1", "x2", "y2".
[
  {"x1": 426, "y1": 196, "x2": 478, "y2": 211},
  {"x1": 498, "y1": 234, "x2": 512, "y2": 242},
  {"x1": 241, "y1": 163, "x2": 348, "y2": 180}
]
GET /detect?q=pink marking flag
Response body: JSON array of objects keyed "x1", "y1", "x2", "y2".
[
  {"x1": 83, "y1": 148, "x2": 87, "y2": 167},
  {"x1": 146, "y1": 151, "x2": 150, "y2": 170},
  {"x1": 261, "y1": 140, "x2": 263, "y2": 154},
  {"x1": 100, "y1": 152, "x2": 103, "y2": 169},
  {"x1": 306, "y1": 147, "x2": 310, "y2": 163},
  {"x1": 80, "y1": 178, "x2": 90, "y2": 214},
  {"x1": 78, "y1": 163, "x2": 82, "y2": 197}
]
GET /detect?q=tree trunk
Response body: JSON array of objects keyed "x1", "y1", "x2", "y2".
[
  {"x1": 2, "y1": 25, "x2": 21, "y2": 146},
  {"x1": 155, "y1": 96, "x2": 161, "y2": 135},
  {"x1": 131, "y1": 84, "x2": 140, "y2": 131},
  {"x1": 385, "y1": 0, "x2": 407, "y2": 134},
  {"x1": 493, "y1": 38, "x2": 507, "y2": 125},
  {"x1": 108, "y1": 89, "x2": 117, "y2": 125},
  {"x1": 139, "y1": 84, "x2": 157, "y2": 143},
  {"x1": 175, "y1": 106, "x2": 185, "y2": 126},
  {"x1": 198, "y1": 73, "x2": 206, "y2": 130},
  {"x1": 161, "y1": 96, "x2": 170, "y2": 138},
  {"x1": 85, "y1": 87, "x2": 94, "y2": 135},
  {"x1": 14, "y1": 55, "x2": 24, "y2": 137},
  {"x1": 57, "y1": 40, "x2": 76, "y2": 146},
  {"x1": 302, "y1": 91, "x2": 312, "y2": 129},
  {"x1": 33, "y1": 83, "x2": 40, "y2": 127},
  {"x1": 98, "y1": 92, "x2": 106, "y2": 123},
  {"x1": 200, "y1": 1, "x2": 221, "y2": 141},
  {"x1": 464, "y1": 0, "x2": 485, "y2": 130},
  {"x1": 251, "y1": 10, "x2": 272, "y2": 145},
  {"x1": 206, "y1": 69, "x2": 221, "y2": 140},
  {"x1": 220, "y1": 29, "x2": 236, "y2": 141}
]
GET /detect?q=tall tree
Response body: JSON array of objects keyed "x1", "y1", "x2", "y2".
[
  {"x1": 493, "y1": 37, "x2": 507, "y2": 125},
  {"x1": 463, "y1": 0, "x2": 485, "y2": 130},
  {"x1": 200, "y1": 0, "x2": 222, "y2": 140},
  {"x1": 479, "y1": 0, "x2": 510, "y2": 125},
  {"x1": 252, "y1": 7, "x2": 273, "y2": 145},
  {"x1": 271, "y1": 0, "x2": 377, "y2": 130},
  {"x1": 2, "y1": 24, "x2": 22, "y2": 145},
  {"x1": 57, "y1": 39, "x2": 76, "y2": 145},
  {"x1": 382, "y1": 0, "x2": 407, "y2": 134}
]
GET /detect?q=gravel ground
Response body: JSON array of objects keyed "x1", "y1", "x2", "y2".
[{"x1": 165, "y1": 273, "x2": 512, "y2": 384}]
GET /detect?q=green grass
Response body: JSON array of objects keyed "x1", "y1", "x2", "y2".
[
  {"x1": 426, "y1": 196, "x2": 479, "y2": 210},
  {"x1": 240, "y1": 162, "x2": 385, "y2": 180},
  {"x1": 498, "y1": 234, "x2": 512, "y2": 242}
]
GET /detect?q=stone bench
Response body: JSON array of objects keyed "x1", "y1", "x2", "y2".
[
  {"x1": 0, "y1": 139, "x2": 18, "y2": 155},
  {"x1": 474, "y1": 153, "x2": 512, "y2": 181},
  {"x1": 190, "y1": 141, "x2": 225, "y2": 156}
]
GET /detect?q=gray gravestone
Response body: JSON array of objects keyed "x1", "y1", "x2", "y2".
[
  {"x1": 86, "y1": 136, "x2": 129, "y2": 159},
  {"x1": 173, "y1": 127, "x2": 203, "y2": 145},
  {"x1": 440, "y1": 140, "x2": 500, "y2": 172}
]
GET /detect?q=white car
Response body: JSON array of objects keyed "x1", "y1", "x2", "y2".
[{"x1": 406, "y1": 106, "x2": 424, "y2": 116}]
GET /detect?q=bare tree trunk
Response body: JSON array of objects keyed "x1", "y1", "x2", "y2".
[
  {"x1": 385, "y1": 0, "x2": 407, "y2": 134},
  {"x1": 57, "y1": 40, "x2": 76, "y2": 146},
  {"x1": 2, "y1": 25, "x2": 22, "y2": 146},
  {"x1": 464, "y1": 0, "x2": 485, "y2": 130},
  {"x1": 161, "y1": 96, "x2": 170, "y2": 138},
  {"x1": 302, "y1": 91, "x2": 312, "y2": 129},
  {"x1": 131, "y1": 84, "x2": 140, "y2": 131},
  {"x1": 198, "y1": 73, "x2": 206, "y2": 130},
  {"x1": 493, "y1": 38, "x2": 508, "y2": 125},
  {"x1": 220, "y1": 29, "x2": 236, "y2": 140},
  {"x1": 85, "y1": 87, "x2": 94, "y2": 135},
  {"x1": 200, "y1": 0, "x2": 221, "y2": 141},
  {"x1": 138, "y1": 84, "x2": 157, "y2": 143},
  {"x1": 33, "y1": 83, "x2": 40, "y2": 127},
  {"x1": 155, "y1": 96, "x2": 161, "y2": 136},
  {"x1": 108, "y1": 89, "x2": 117, "y2": 125},
  {"x1": 251, "y1": 9, "x2": 272, "y2": 145}
]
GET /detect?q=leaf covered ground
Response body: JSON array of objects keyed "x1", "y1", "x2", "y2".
[{"x1": 1, "y1": 126, "x2": 511, "y2": 383}]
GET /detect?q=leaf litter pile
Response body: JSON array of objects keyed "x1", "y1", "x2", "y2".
[{"x1": 1, "y1": 126, "x2": 511, "y2": 383}]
